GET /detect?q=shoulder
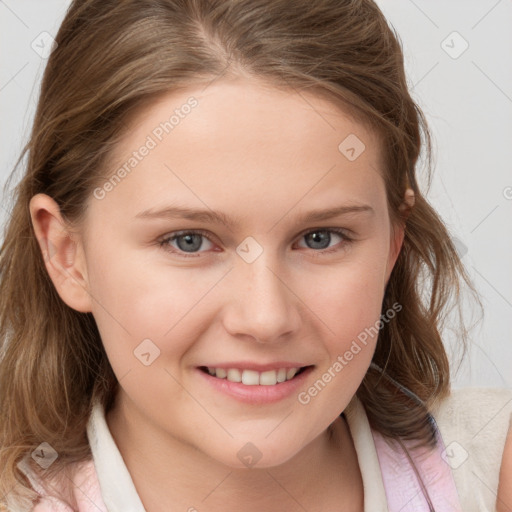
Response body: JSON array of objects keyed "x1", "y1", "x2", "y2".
[
  {"x1": 430, "y1": 387, "x2": 512, "y2": 511},
  {"x1": 431, "y1": 387, "x2": 512, "y2": 466},
  {"x1": 431, "y1": 387, "x2": 512, "y2": 441},
  {"x1": 17, "y1": 457, "x2": 107, "y2": 512}
]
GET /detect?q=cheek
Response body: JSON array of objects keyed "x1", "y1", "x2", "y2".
[
  {"x1": 297, "y1": 251, "x2": 389, "y2": 381},
  {"x1": 85, "y1": 243, "x2": 219, "y2": 363},
  {"x1": 293, "y1": 260, "x2": 388, "y2": 419},
  {"x1": 301, "y1": 252, "x2": 388, "y2": 335}
]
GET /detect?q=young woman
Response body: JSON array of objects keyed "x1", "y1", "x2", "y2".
[{"x1": 1, "y1": 1, "x2": 510, "y2": 511}]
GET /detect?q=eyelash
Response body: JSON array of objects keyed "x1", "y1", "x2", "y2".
[{"x1": 157, "y1": 228, "x2": 354, "y2": 259}]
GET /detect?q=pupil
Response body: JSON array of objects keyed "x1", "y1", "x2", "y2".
[
  {"x1": 177, "y1": 234, "x2": 202, "y2": 252},
  {"x1": 307, "y1": 231, "x2": 330, "y2": 249}
]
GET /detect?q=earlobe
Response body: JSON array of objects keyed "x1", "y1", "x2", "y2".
[
  {"x1": 29, "y1": 193, "x2": 93, "y2": 313},
  {"x1": 399, "y1": 188, "x2": 415, "y2": 219}
]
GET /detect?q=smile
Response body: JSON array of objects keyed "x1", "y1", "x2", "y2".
[{"x1": 199, "y1": 366, "x2": 310, "y2": 386}]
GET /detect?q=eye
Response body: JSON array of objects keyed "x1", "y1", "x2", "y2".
[
  {"x1": 295, "y1": 228, "x2": 353, "y2": 255},
  {"x1": 158, "y1": 229, "x2": 215, "y2": 257},
  {"x1": 157, "y1": 228, "x2": 354, "y2": 258}
]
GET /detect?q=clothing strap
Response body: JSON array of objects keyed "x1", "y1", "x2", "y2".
[{"x1": 371, "y1": 420, "x2": 463, "y2": 511}]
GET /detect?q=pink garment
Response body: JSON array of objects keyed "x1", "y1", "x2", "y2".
[
  {"x1": 29, "y1": 425, "x2": 462, "y2": 511},
  {"x1": 29, "y1": 460, "x2": 107, "y2": 512}
]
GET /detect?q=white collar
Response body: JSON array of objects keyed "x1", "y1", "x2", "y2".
[
  {"x1": 344, "y1": 395, "x2": 389, "y2": 511},
  {"x1": 87, "y1": 401, "x2": 146, "y2": 512}
]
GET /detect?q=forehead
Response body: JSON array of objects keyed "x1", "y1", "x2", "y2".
[{"x1": 92, "y1": 77, "x2": 385, "y2": 223}]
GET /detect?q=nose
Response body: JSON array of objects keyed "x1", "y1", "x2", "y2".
[{"x1": 221, "y1": 253, "x2": 302, "y2": 345}]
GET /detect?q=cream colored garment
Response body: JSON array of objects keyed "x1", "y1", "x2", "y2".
[{"x1": 428, "y1": 387, "x2": 512, "y2": 511}]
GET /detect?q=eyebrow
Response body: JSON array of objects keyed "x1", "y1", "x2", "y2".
[{"x1": 135, "y1": 203, "x2": 374, "y2": 229}]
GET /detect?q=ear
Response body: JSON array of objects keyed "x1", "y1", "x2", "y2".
[
  {"x1": 384, "y1": 221, "x2": 405, "y2": 287},
  {"x1": 384, "y1": 188, "x2": 415, "y2": 286},
  {"x1": 29, "y1": 193, "x2": 93, "y2": 313}
]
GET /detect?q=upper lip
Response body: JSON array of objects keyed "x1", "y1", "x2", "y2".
[{"x1": 199, "y1": 362, "x2": 312, "y2": 372}]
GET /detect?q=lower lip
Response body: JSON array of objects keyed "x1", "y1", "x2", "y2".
[{"x1": 197, "y1": 366, "x2": 314, "y2": 405}]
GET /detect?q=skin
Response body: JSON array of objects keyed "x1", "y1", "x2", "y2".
[
  {"x1": 30, "y1": 77, "x2": 414, "y2": 511},
  {"x1": 497, "y1": 425, "x2": 512, "y2": 512}
]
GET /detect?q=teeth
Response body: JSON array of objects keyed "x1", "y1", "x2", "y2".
[
  {"x1": 286, "y1": 368, "x2": 298, "y2": 380},
  {"x1": 205, "y1": 366, "x2": 303, "y2": 385},
  {"x1": 216, "y1": 368, "x2": 227, "y2": 379},
  {"x1": 227, "y1": 368, "x2": 242, "y2": 383},
  {"x1": 260, "y1": 370, "x2": 278, "y2": 386},
  {"x1": 242, "y1": 370, "x2": 260, "y2": 385}
]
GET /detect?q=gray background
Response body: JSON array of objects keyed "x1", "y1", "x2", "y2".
[{"x1": 1, "y1": 0, "x2": 511, "y2": 388}]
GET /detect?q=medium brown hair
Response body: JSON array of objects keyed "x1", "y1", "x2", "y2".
[{"x1": 0, "y1": 0, "x2": 481, "y2": 508}]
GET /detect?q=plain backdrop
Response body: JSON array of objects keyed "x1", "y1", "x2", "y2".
[{"x1": 0, "y1": 0, "x2": 511, "y2": 388}]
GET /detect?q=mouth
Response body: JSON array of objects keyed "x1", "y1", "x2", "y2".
[{"x1": 198, "y1": 365, "x2": 312, "y2": 386}]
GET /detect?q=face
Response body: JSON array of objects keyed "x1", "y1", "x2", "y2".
[{"x1": 36, "y1": 77, "x2": 404, "y2": 469}]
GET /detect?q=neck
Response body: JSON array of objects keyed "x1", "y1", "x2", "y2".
[{"x1": 106, "y1": 393, "x2": 363, "y2": 512}]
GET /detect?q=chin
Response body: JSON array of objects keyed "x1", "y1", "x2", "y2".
[{"x1": 207, "y1": 438, "x2": 303, "y2": 471}]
